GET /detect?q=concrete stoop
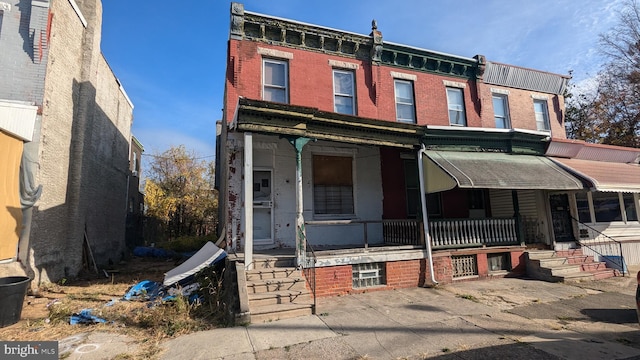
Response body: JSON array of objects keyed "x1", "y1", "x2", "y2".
[
  {"x1": 526, "y1": 249, "x2": 618, "y2": 283},
  {"x1": 246, "y1": 258, "x2": 314, "y2": 323}
]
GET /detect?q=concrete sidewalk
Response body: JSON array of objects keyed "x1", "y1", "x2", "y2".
[{"x1": 60, "y1": 271, "x2": 640, "y2": 359}]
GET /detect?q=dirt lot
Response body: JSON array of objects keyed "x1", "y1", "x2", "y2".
[{"x1": 0, "y1": 257, "x2": 224, "y2": 358}]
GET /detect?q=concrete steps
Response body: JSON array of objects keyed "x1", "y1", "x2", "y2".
[
  {"x1": 245, "y1": 258, "x2": 313, "y2": 323},
  {"x1": 526, "y1": 249, "x2": 617, "y2": 283}
]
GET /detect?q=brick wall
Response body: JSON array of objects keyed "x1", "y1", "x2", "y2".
[
  {"x1": 478, "y1": 83, "x2": 567, "y2": 138},
  {"x1": 386, "y1": 259, "x2": 424, "y2": 288},
  {"x1": 226, "y1": 40, "x2": 566, "y2": 137},
  {"x1": 23, "y1": 0, "x2": 133, "y2": 283},
  {"x1": 314, "y1": 265, "x2": 352, "y2": 297}
]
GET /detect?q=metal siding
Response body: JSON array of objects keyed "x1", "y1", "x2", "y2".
[
  {"x1": 517, "y1": 190, "x2": 538, "y2": 218},
  {"x1": 484, "y1": 62, "x2": 567, "y2": 95},
  {"x1": 0, "y1": 102, "x2": 38, "y2": 141},
  {"x1": 489, "y1": 189, "x2": 513, "y2": 217}
]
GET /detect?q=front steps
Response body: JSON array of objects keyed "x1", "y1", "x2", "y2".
[
  {"x1": 245, "y1": 257, "x2": 314, "y2": 323},
  {"x1": 526, "y1": 249, "x2": 618, "y2": 282}
]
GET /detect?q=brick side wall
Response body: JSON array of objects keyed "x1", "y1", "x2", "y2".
[{"x1": 26, "y1": 0, "x2": 133, "y2": 283}]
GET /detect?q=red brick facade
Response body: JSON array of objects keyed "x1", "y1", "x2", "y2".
[
  {"x1": 225, "y1": 41, "x2": 567, "y2": 138},
  {"x1": 311, "y1": 248, "x2": 526, "y2": 297}
]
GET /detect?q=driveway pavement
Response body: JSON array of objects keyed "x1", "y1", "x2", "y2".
[{"x1": 61, "y1": 268, "x2": 640, "y2": 359}]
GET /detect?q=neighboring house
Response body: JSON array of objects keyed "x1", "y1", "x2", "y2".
[
  {"x1": 126, "y1": 136, "x2": 144, "y2": 249},
  {"x1": 216, "y1": 2, "x2": 640, "y2": 304},
  {"x1": 0, "y1": 0, "x2": 135, "y2": 285},
  {"x1": 545, "y1": 139, "x2": 640, "y2": 265}
]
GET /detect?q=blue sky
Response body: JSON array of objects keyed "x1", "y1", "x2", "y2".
[{"x1": 100, "y1": 0, "x2": 623, "y2": 162}]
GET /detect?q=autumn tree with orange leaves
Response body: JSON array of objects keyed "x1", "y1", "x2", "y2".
[{"x1": 144, "y1": 146, "x2": 217, "y2": 240}]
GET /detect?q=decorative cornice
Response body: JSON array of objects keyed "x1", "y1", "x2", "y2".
[{"x1": 231, "y1": 3, "x2": 478, "y2": 80}]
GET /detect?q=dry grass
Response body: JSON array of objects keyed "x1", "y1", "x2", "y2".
[{"x1": 0, "y1": 258, "x2": 226, "y2": 358}]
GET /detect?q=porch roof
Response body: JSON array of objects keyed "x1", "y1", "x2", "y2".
[
  {"x1": 423, "y1": 150, "x2": 586, "y2": 193},
  {"x1": 232, "y1": 98, "x2": 424, "y2": 149},
  {"x1": 550, "y1": 157, "x2": 640, "y2": 193}
]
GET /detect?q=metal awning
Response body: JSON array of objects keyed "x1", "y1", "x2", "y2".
[
  {"x1": 422, "y1": 150, "x2": 585, "y2": 193},
  {"x1": 550, "y1": 157, "x2": 640, "y2": 193}
]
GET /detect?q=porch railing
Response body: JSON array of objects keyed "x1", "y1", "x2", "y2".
[
  {"x1": 299, "y1": 226, "x2": 317, "y2": 314},
  {"x1": 307, "y1": 217, "x2": 519, "y2": 250},
  {"x1": 571, "y1": 217, "x2": 626, "y2": 275},
  {"x1": 429, "y1": 218, "x2": 518, "y2": 249}
]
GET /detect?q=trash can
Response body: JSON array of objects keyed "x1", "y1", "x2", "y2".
[{"x1": 0, "y1": 276, "x2": 31, "y2": 328}]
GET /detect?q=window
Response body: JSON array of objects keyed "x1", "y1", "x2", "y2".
[
  {"x1": 592, "y1": 192, "x2": 623, "y2": 222},
  {"x1": 533, "y1": 99, "x2": 550, "y2": 132},
  {"x1": 263, "y1": 58, "x2": 288, "y2": 103},
  {"x1": 487, "y1": 253, "x2": 511, "y2": 272},
  {"x1": 452, "y1": 255, "x2": 477, "y2": 278},
  {"x1": 446, "y1": 87, "x2": 466, "y2": 126},
  {"x1": 468, "y1": 190, "x2": 485, "y2": 210},
  {"x1": 623, "y1": 193, "x2": 638, "y2": 221},
  {"x1": 575, "y1": 192, "x2": 638, "y2": 224},
  {"x1": 575, "y1": 193, "x2": 591, "y2": 223},
  {"x1": 427, "y1": 193, "x2": 442, "y2": 218},
  {"x1": 403, "y1": 159, "x2": 419, "y2": 218},
  {"x1": 313, "y1": 155, "x2": 354, "y2": 215},
  {"x1": 394, "y1": 79, "x2": 415, "y2": 123},
  {"x1": 333, "y1": 69, "x2": 355, "y2": 115},
  {"x1": 352, "y1": 263, "x2": 385, "y2": 288},
  {"x1": 492, "y1": 94, "x2": 510, "y2": 129}
]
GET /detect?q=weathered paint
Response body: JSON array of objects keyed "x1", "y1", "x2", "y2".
[
  {"x1": 287, "y1": 137, "x2": 312, "y2": 267},
  {"x1": 243, "y1": 132, "x2": 254, "y2": 269}
]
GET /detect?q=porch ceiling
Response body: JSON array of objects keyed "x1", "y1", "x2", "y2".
[
  {"x1": 233, "y1": 98, "x2": 424, "y2": 149},
  {"x1": 550, "y1": 157, "x2": 640, "y2": 193},
  {"x1": 423, "y1": 150, "x2": 586, "y2": 192}
]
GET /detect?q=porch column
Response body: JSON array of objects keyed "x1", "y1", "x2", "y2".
[
  {"x1": 512, "y1": 190, "x2": 525, "y2": 246},
  {"x1": 288, "y1": 137, "x2": 312, "y2": 268},
  {"x1": 244, "y1": 132, "x2": 254, "y2": 270}
]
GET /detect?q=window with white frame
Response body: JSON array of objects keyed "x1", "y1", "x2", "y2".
[
  {"x1": 313, "y1": 154, "x2": 354, "y2": 216},
  {"x1": 333, "y1": 69, "x2": 355, "y2": 115},
  {"x1": 394, "y1": 79, "x2": 415, "y2": 123},
  {"x1": 262, "y1": 58, "x2": 288, "y2": 103},
  {"x1": 533, "y1": 99, "x2": 550, "y2": 132},
  {"x1": 575, "y1": 192, "x2": 638, "y2": 223},
  {"x1": 446, "y1": 87, "x2": 466, "y2": 126},
  {"x1": 492, "y1": 94, "x2": 510, "y2": 129}
]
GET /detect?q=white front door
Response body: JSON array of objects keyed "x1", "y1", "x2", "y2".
[{"x1": 253, "y1": 170, "x2": 274, "y2": 245}]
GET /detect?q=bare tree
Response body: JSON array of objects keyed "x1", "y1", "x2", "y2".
[{"x1": 566, "y1": 0, "x2": 640, "y2": 147}]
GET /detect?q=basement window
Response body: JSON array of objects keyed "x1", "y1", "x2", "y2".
[
  {"x1": 352, "y1": 263, "x2": 385, "y2": 288},
  {"x1": 487, "y1": 253, "x2": 510, "y2": 272},
  {"x1": 452, "y1": 255, "x2": 478, "y2": 278}
]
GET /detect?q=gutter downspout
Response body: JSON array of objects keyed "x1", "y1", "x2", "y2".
[{"x1": 418, "y1": 145, "x2": 438, "y2": 286}]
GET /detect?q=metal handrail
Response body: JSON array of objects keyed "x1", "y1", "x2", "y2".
[
  {"x1": 299, "y1": 226, "x2": 317, "y2": 314},
  {"x1": 571, "y1": 216, "x2": 626, "y2": 276}
]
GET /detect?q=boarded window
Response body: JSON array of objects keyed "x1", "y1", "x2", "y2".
[{"x1": 313, "y1": 155, "x2": 354, "y2": 215}]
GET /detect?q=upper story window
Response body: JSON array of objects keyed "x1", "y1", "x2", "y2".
[
  {"x1": 262, "y1": 58, "x2": 288, "y2": 103},
  {"x1": 533, "y1": 99, "x2": 550, "y2": 132},
  {"x1": 492, "y1": 94, "x2": 510, "y2": 129},
  {"x1": 394, "y1": 79, "x2": 415, "y2": 123},
  {"x1": 446, "y1": 87, "x2": 466, "y2": 126},
  {"x1": 333, "y1": 69, "x2": 355, "y2": 115}
]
